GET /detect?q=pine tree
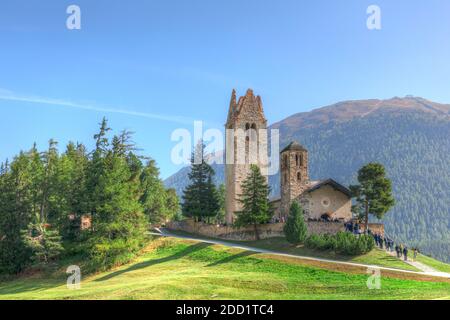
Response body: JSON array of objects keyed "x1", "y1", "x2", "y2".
[
  {"x1": 216, "y1": 184, "x2": 226, "y2": 224},
  {"x1": 165, "y1": 188, "x2": 180, "y2": 221},
  {"x1": 182, "y1": 142, "x2": 220, "y2": 222},
  {"x1": 236, "y1": 164, "x2": 272, "y2": 240},
  {"x1": 56, "y1": 142, "x2": 89, "y2": 241},
  {"x1": 284, "y1": 201, "x2": 308, "y2": 245},
  {"x1": 0, "y1": 152, "x2": 35, "y2": 273},
  {"x1": 86, "y1": 124, "x2": 147, "y2": 270},
  {"x1": 21, "y1": 214, "x2": 63, "y2": 265},
  {"x1": 140, "y1": 159, "x2": 171, "y2": 224},
  {"x1": 350, "y1": 163, "x2": 395, "y2": 234}
]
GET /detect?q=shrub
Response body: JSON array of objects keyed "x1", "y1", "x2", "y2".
[
  {"x1": 284, "y1": 202, "x2": 308, "y2": 244},
  {"x1": 305, "y1": 231, "x2": 374, "y2": 255}
]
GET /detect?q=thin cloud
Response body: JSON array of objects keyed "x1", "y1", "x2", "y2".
[{"x1": 0, "y1": 89, "x2": 194, "y2": 125}]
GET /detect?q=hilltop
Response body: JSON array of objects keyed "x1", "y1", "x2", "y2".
[{"x1": 165, "y1": 96, "x2": 450, "y2": 263}]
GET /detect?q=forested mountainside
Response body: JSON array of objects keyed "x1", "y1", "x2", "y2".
[{"x1": 164, "y1": 97, "x2": 450, "y2": 262}]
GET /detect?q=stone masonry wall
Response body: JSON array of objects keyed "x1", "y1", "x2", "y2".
[{"x1": 167, "y1": 219, "x2": 351, "y2": 241}]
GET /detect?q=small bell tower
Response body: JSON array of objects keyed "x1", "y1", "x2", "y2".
[{"x1": 280, "y1": 141, "x2": 309, "y2": 217}]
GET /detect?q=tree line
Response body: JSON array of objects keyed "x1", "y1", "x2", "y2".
[{"x1": 0, "y1": 118, "x2": 179, "y2": 274}]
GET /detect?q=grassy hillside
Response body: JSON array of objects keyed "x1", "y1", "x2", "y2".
[
  {"x1": 1, "y1": 238, "x2": 449, "y2": 300},
  {"x1": 415, "y1": 254, "x2": 450, "y2": 273},
  {"x1": 241, "y1": 237, "x2": 420, "y2": 271},
  {"x1": 165, "y1": 230, "x2": 420, "y2": 272}
]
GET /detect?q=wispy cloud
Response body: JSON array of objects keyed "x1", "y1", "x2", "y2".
[{"x1": 0, "y1": 89, "x2": 194, "y2": 125}]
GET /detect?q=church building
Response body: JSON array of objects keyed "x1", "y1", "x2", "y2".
[{"x1": 225, "y1": 89, "x2": 352, "y2": 224}]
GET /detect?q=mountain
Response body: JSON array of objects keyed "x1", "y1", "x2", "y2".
[{"x1": 164, "y1": 96, "x2": 450, "y2": 262}]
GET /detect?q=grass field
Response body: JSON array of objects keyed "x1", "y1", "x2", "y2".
[
  {"x1": 415, "y1": 253, "x2": 450, "y2": 273},
  {"x1": 165, "y1": 231, "x2": 421, "y2": 272},
  {"x1": 0, "y1": 237, "x2": 449, "y2": 300}
]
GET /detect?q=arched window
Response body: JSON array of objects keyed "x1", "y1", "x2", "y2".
[
  {"x1": 295, "y1": 154, "x2": 299, "y2": 167},
  {"x1": 251, "y1": 123, "x2": 256, "y2": 130},
  {"x1": 299, "y1": 154, "x2": 303, "y2": 167},
  {"x1": 284, "y1": 173, "x2": 288, "y2": 184},
  {"x1": 283, "y1": 154, "x2": 288, "y2": 168},
  {"x1": 245, "y1": 123, "x2": 250, "y2": 130},
  {"x1": 297, "y1": 172, "x2": 301, "y2": 181}
]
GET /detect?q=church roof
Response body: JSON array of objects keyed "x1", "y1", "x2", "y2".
[
  {"x1": 304, "y1": 179, "x2": 352, "y2": 197},
  {"x1": 280, "y1": 141, "x2": 307, "y2": 153}
]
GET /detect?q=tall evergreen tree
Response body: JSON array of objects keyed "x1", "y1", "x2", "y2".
[
  {"x1": 86, "y1": 124, "x2": 147, "y2": 270},
  {"x1": 182, "y1": 142, "x2": 220, "y2": 222},
  {"x1": 0, "y1": 152, "x2": 35, "y2": 273},
  {"x1": 350, "y1": 163, "x2": 395, "y2": 234},
  {"x1": 236, "y1": 164, "x2": 272, "y2": 240},
  {"x1": 165, "y1": 188, "x2": 180, "y2": 221},
  {"x1": 55, "y1": 142, "x2": 89, "y2": 241},
  {"x1": 283, "y1": 201, "x2": 308, "y2": 245},
  {"x1": 140, "y1": 159, "x2": 171, "y2": 224},
  {"x1": 216, "y1": 184, "x2": 226, "y2": 224}
]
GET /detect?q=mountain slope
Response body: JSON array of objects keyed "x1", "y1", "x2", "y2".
[{"x1": 165, "y1": 97, "x2": 450, "y2": 262}]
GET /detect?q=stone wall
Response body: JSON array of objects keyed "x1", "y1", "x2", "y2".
[
  {"x1": 166, "y1": 219, "x2": 348, "y2": 241},
  {"x1": 362, "y1": 223, "x2": 385, "y2": 236}
]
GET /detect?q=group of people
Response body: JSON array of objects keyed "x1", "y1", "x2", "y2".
[
  {"x1": 344, "y1": 221, "x2": 362, "y2": 235},
  {"x1": 344, "y1": 220, "x2": 419, "y2": 262},
  {"x1": 372, "y1": 232, "x2": 419, "y2": 262}
]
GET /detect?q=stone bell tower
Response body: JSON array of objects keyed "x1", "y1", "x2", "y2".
[
  {"x1": 225, "y1": 89, "x2": 268, "y2": 224},
  {"x1": 280, "y1": 141, "x2": 309, "y2": 217}
]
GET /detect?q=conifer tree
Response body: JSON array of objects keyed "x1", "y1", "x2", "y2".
[
  {"x1": 284, "y1": 201, "x2": 308, "y2": 245},
  {"x1": 182, "y1": 142, "x2": 220, "y2": 222},
  {"x1": 350, "y1": 163, "x2": 395, "y2": 234},
  {"x1": 140, "y1": 159, "x2": 171, "y2": 224},
  {"x1": 21, "y1": 214, "x2": 63, "y2": 265},
  {"x1": 56, "y1": 142, "x2": 89, "y2": 240},
  {"x1": 236, "y1": 165, "x2": 272, "y2": 240},
  {"x1": 0, "y1": 152, "x2": 35, "y2": 273},
  {"x1": 86, "y1": 123, "x2": 147, "y2": 270},
  {"x1": 216, "y1": 184, "x2": 226, "y2": 224}
]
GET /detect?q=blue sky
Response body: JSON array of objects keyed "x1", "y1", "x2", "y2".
[{"x1": 1, "y1": 0, "x2": 450, "y2": 178}]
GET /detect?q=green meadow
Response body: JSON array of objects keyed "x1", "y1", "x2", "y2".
[{"x1": 1, "y1": 237, "x2": 449, "y2": 300}]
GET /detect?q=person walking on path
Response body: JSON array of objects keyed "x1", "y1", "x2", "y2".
[{"x1": 403, "y1": 246, "x2": 408, "y2": 261}]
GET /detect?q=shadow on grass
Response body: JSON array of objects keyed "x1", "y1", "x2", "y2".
[
  {"x1": 95, "y1": 242, "x2": 212, "y2": 282},
  {"x1": 0, "y1": 280, "x2": 62, "y2": 296},
  {"x1": 206, "y1": 251, "x2": 256, "y2": 267}
]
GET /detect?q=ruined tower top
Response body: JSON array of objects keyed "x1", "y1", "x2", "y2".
[
  {"x1": 226, "y1": 89, "x2": 266, "y2": 127},
  {"x1": 225, "y1": 88, "x2": 269, "y2": 224}
]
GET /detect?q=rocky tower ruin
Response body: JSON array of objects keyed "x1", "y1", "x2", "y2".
[
  {"x1": 280, "y1": 142, "x2": 309, "y2": 217},
  {"x1": 225, "y1": 89, "x2": 268, "y2": 224}
]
